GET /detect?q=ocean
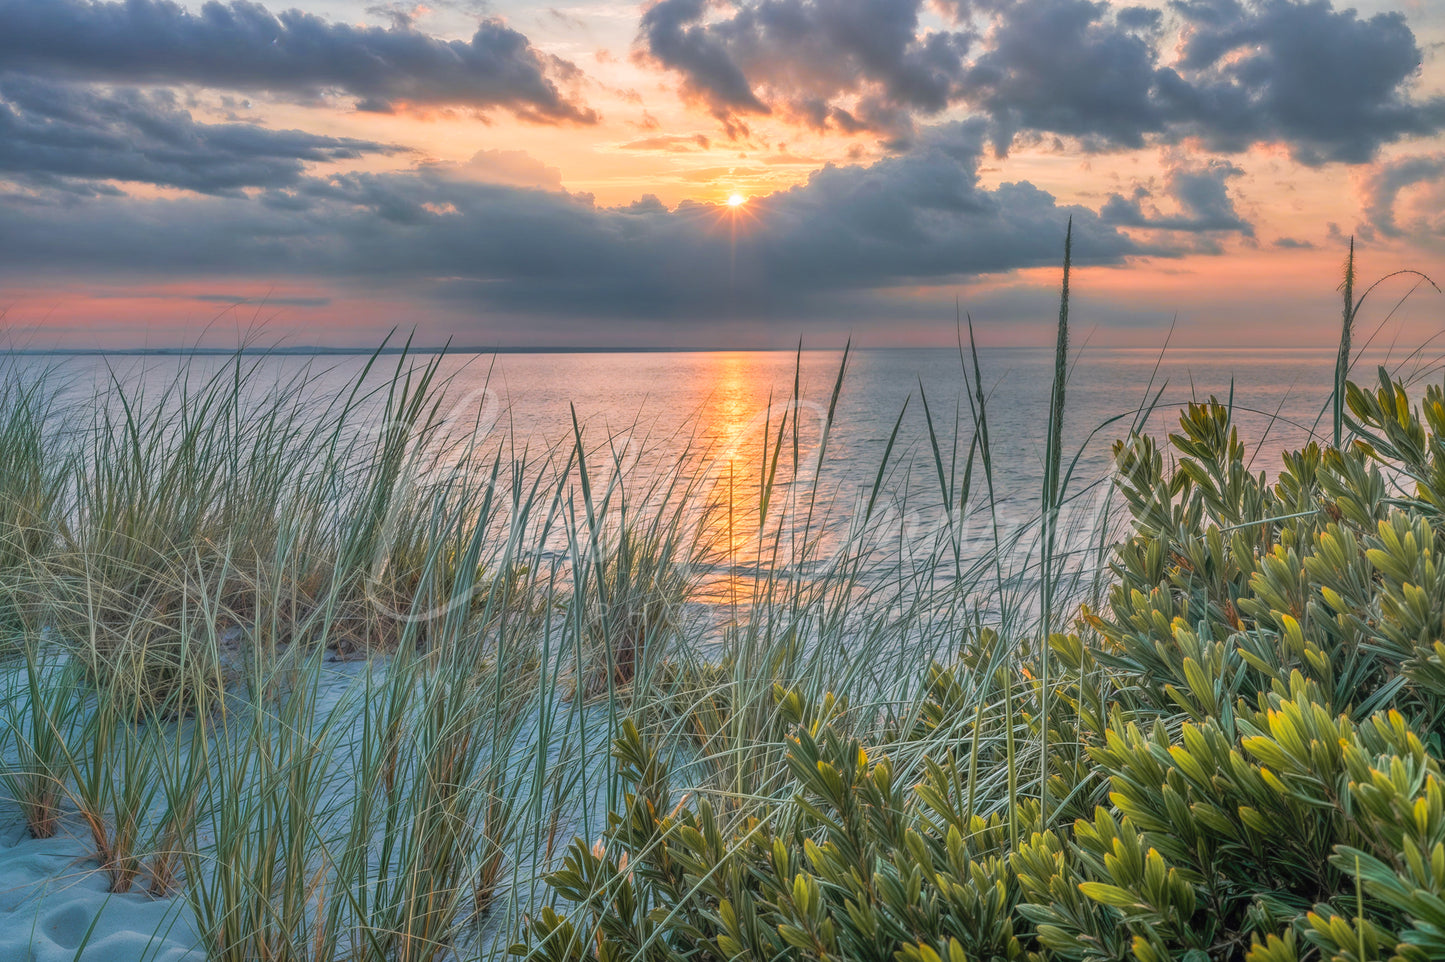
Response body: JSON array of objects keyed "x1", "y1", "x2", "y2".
[{"x1": 12, "y1": 343, "x2": 1441, "y2": 607}]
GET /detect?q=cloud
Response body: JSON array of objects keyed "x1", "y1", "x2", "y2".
[
  {"x1": 0, "y1": 76, "x2": 404, "y2": 195},
  {"x1": 1360, "y1": 152, "x2": 1445, "y2": 242},
  {"x1": 451, "y1": 149, "x2": 565, "y2": 190},
  {"x1": 618, "y1": 133, "x2": 714, "y2": 151},
  {"x1": 0, "y1": 121, "x2": 1158, "y2": 323},
  {"x1": 88, "y1": 290, "x2": 333, "y2": 306},
  {"x1": 958, "y1": 0, "x2": 1169, "y2": 152},
  {"x1": 636, "y1": 0, "x2": 969, "y2": 142},
  {"x1": 0, "y1": 0, "x2": 596, "y2": 123},
  {"x1": 1100, "y1": 158, "x2": 1252, "y2": 234},
  {"x1": 634, "y1": 0, "x2": 1445, "y2": 162},
  {"x1": 363, "y1": 2, "x2": 425, "y2": 30},
  {"x1": 190, "y1": 293, "x2": 331, "y2": 306},
  {"x1": 1168, "y1": 0, "x2": 1445, "y2": 164},
  {"x1": 638, "y1": 0, "x2": 773, "y2": 135}
]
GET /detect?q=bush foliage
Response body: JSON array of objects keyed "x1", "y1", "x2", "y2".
[{"x1": 521, "y1": 369, "x2": 1445, "y2": 962}]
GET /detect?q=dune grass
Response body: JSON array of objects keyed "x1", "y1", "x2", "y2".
[{"x1": 0, "y1": 246, "x2": 1438, "y2": 961}]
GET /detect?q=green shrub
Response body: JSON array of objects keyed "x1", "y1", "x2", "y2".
[
  {"x1": 520, "y1": 373, "x2": 1445, "y2": 962},
  {"x1": 518, "y1": 709, "x2": 1039, "y2": 962}
]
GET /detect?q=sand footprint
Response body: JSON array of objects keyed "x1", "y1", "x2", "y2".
[{"x1": 41, "y1": 900, "x2": 93, "y2": 951}]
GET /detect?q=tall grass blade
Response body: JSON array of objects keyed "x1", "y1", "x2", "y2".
[
  {"x1": 1039, "y1": 217, "x2": 1072, "y2": 824},
  {"x1": 1334, "y1": 236, "x2": 1356, "y2": 447}
]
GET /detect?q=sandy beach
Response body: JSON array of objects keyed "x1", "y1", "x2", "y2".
[{"x1": 0, "y1": 808, "x2": 196, "y2": 962}]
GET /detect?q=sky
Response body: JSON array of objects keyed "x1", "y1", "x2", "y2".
[{"x1": 0, "y1": 0, "x2": 1443, "y2": 349}]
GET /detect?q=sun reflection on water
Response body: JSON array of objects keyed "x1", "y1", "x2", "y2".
[{"x1": 690, "y1": 350, "x2": 834, "y2": 614}]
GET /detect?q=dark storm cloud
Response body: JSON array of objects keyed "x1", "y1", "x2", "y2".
[
  {"x1": 635, "y1": 0, "x2": 1445, "y2": 162},
  {"x1": 637, "y1": 0, "x2": 969, "y2": 141},
  {"x1": 0, "y1": 76, "x2": 403, "y2": 194},
  {"x1": 0, "y1": 0, "x2": 596, "y2": 123},
  {"x1": 1169, "y1": 0, "x2": 1445, "y2": 163},
  {"x1": 1100, "y1": 159, "x2": 1252, "y2": 234},
  {"x1": 638, "y1": 0, "x2": 772, "y2": 134},
  {"x1": 957, "y1": 0, "x2": 1170, "y2": 152},
  {"x1": 0, "y1": 122, "x2": 1162, "y2": 321}
]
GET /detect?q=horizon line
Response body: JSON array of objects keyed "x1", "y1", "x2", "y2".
[{"x1": 2, "y1": 344, "x2": 1356, "y2": 357}]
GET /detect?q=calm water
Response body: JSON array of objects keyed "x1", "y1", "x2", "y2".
[{"x1": 13, "y1": 345, "x2": 1444, "y2": 599}]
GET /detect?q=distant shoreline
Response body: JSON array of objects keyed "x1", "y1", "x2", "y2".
[{"x1": 2, "y1": 344, "x2": 1350, "y2": 357}]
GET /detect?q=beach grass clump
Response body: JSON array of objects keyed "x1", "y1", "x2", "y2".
[
  {"x1": 0, "y1": 367, "x2": 63, "y2": 640},
  {"x1": 576, "y1": 523, "x2": 702, "y2": 700},
  {"x1": 0, "y1": 645, "x2": 85, "y2": 839},
  {"x1": 560, "y1": 414, "x2": 717, "y2": 704},
  {"x1": 61, "y1": 677, "x2": 167, "y2": 892},
  {"x1": 20, "y1": 344, "x2": 534, "y2": 716},
  {"x1": 171, "y1": 454, "x2": 552, "y2": 962},
  {"x1": 179, "y1": 650, "x2": 349, "y2": 962},
  {"x1": 347, "y1": 674, "x2": 501, "y2": 962},
  {"x1": 0, "y1": 338, "x2": 568, "y2": 960}
]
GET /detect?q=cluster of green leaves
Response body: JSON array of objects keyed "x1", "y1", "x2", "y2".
[
  {"x1": 520, "y1": 703, "x2": 1036, "y2": 962},
  {"x1": 519, "y1": 371, "x2": 1445, "y2": 962}
]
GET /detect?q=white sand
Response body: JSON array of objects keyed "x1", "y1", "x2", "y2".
[
  {"x1": 0, "y1": 808, "x2": 198, "y2": 961},
  {"x1": 0, "y1": 654, "x2": 371, "y2": 962},
  {"x1": 0, "y1": 647, "x2": 615, "y2": 961}
]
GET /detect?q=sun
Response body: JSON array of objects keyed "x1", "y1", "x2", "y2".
[{"x1": 727, "y1": 193, "x2": 746, "y2": 207}]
